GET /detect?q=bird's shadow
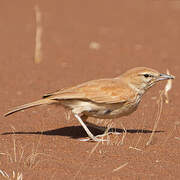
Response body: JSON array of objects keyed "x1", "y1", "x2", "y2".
[{"x1": 1, "y1": 124, "x2": 164, "y2": 139}]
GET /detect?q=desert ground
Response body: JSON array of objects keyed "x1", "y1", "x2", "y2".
[{"x1": 0, "y1": 0, "x2": 180, "y2": 179}]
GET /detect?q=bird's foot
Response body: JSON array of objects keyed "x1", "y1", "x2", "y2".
[
  {"x1": 80, "y1": 136, "x2": 109, "y2": 142},
  {"x1": 80, "y1": 131, "x2": 113, "y2": 142},
  {"x1": 80, "y1": 131, "x2": 122, "y2": 142},
  {"x1": 107, "y1": 131, "x2": 121, "y2": 135}
]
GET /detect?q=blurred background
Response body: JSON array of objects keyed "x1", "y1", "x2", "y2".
[
  {"x1": 0, "y1": 1, "x2": 180, "y2": 179},
  {"x1": 1, "y1": 0, "x2": 179, "y2": 114},
  {"x1": 1, "y1": 0, "x2": 180, "y2": 88}
]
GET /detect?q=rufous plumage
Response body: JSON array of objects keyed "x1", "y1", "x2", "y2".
[{"x1": 4, "y1": 67, "x2": 175, "y2": 141}]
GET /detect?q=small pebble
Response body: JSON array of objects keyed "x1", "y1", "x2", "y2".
[{"x1": 89, "y1": 41, "x2": 101, "y2": 50}]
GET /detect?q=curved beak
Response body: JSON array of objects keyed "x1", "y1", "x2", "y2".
[{"x1": 157, "y1": 73, "x2": 175, "y2": 81}]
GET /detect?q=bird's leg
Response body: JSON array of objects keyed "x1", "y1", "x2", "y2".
[
  {"x1": 107, "y1": 126, "x2": 121, "y2": 135},
  {"x1": 84, "y1": 119, "x2": 121, "y2": 139},
  {"x1": 85, "y1": 122, "x2": 120, "y2": 135},
  {"x1": 93, "y1": 120, "x2": 120, "y2": 138},
  {"x1": 85, "y1": 121, "x2": 107, "y2": 132},
  {"x1": 86, "y1": 119, "x2": 121, "y2": 135},
  {"x1": 74, "y1": 114, "x2": 107, "y2": 142}
]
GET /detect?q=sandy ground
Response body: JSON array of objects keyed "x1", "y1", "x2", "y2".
[{"x1": 0, "y1": 0, "x2": 180, "y2": 179}]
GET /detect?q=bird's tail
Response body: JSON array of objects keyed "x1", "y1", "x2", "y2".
[{"x1": 4, "y1": 99, "x2": 57, "y2": 117}]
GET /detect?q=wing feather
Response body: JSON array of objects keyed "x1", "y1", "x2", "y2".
[{"x1": 45, "y1": 79, "x2": 135, "y2": 104}]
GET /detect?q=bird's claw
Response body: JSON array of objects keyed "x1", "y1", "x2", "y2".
[{"x1": 79, "y1": 137, "x2": 109, "y2": 142}]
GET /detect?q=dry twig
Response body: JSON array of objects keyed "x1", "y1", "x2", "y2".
[
  {"x1": 164, "y1": 69, "x2": 173, "y2": 103},
  {"x1": 146, "y1": 90, "x2": 163, "y2": 146},
  {"x1": 112, "y1": 162, "x2": 128, "y2": 172},
  {"x1": 34, "y1": 5, "x2": 43, "y2": 64}
]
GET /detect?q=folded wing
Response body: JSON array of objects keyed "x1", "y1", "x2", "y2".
[{"x1": 45, "y1": 78, "x2": 136, "y2": 104}]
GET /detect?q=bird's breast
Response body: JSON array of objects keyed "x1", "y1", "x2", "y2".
[
  {"x1": 83, "y1": 100, "x2": 140, "y2": 119},
  {"x1": 61, "y1": 95, "x2": 141, "y2": 119}
]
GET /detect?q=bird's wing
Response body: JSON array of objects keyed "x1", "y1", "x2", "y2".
[{"x1": 44, "y1": 79, "x2": 136, "y2": 104}]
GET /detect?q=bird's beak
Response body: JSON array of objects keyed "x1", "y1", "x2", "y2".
[{"x1": 157, "y1": 73, "x2": 175, "y2": 81}]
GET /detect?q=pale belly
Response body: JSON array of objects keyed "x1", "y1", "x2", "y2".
[
  {"x1": 61, "y1": 99, "x2": 140, "y2": 119},
  {"x1": 84, "y1": 101, "x2": 139, "y2": 119}
]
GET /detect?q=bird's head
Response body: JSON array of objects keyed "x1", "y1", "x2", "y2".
[{"x1": 120, "y1": 67, "x2": 175, "y2": 93}]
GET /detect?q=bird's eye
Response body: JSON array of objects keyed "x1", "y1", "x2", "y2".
[{"x1": 143, "y1": 74, "x2": 150, "y2": 78}]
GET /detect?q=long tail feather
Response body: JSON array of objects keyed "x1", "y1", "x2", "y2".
[{"x1": 4, "y1": 99, "x2": 56, "y2": 117}]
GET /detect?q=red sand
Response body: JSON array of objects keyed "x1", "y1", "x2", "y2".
[{"x1": 0, "y1": 1, "x2": 180, "y2": 179}]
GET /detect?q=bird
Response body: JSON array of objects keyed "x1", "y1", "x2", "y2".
[{"x1": 4, "y1": 67, "x2": 175, "y2": 142}]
